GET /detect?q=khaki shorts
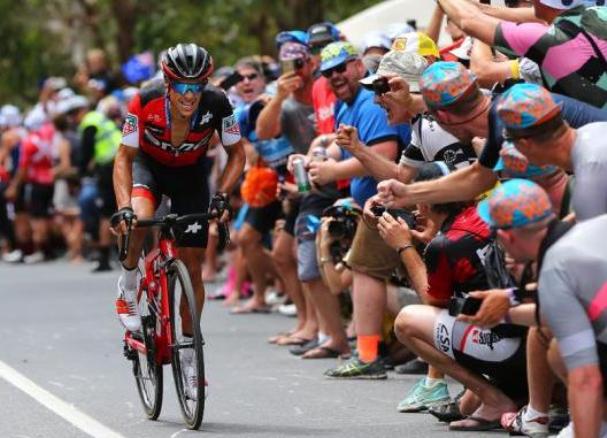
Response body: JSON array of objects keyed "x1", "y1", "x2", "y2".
[{"x1": 343, "y1": 220, "x2": 402, "y2": 281}]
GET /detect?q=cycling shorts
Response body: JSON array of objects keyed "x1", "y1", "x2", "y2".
[
  {"x1": 244, "y1": 200, "x2": 282, "y2": 235},
  {"x1": 132, "y1": 152, "x2": 210, "y2": 248},
  {"x1": 22, "y1": 183, "x2": 54, "y2": 218},
  {"x1": 434, "y1": 310, "x2": 528, "y2": 401}
]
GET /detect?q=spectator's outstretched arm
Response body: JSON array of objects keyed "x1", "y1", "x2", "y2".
[
  {"x1": 472, "y1": 0, "x2": 543, "y2": 24},
  {"x1": 470, "y1": 39, "x2": 517, "y2": 87},
  {"x1": 427, "y1": 4, "x2": 445, "y2": 44},
  {"x1": 437, "y1": 0, "x2": 500, "y2": 45},
  {"x1": 377, "y1": 161, "x2": 497, "y2": 208}
]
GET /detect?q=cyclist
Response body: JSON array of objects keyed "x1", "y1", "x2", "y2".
[{"x1": 111, "y1": 43, "x2": 245, "y2": 339}]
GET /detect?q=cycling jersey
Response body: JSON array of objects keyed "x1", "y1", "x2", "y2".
[
  {"x1": 122, "y1": 80, "x2": 241, "y2": 167},
  {"x1": 540, "y1": 215, "x2": 607, "y2": 373},
  {"x1": 19, "y1": 122, "x2": 57, "y2": 186},
  {"x1": 400, "y1": 114, "x2": 476, "y2": 170},
  {"x1": 425, "y1": 206, "x2": 493, "y2": 302}
]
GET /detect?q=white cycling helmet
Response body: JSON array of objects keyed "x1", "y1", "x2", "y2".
[{"x1": 539, "y1": 0, "x2": 604, "y2": 9}]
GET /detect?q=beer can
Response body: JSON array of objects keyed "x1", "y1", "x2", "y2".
[{"x1": 292, "y1": 157, "x2": 311, "y2": 193}]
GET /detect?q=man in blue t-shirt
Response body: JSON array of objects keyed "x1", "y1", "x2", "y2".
[{"x1": 307, "y1": 41, "x2": 409, "y2": 378}]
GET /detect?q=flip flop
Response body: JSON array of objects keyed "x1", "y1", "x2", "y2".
[
  {"x1": 275, "y1": 335, "x2": 312, "y2": 346},
  {"x1": 230, "y1": 305, "x2": 271, "y2": 315},
  {"x1": 301, "y1": 346, "x2": 347, "y2": 359},
  {"x1": 267, "y1": 331, "x2": 294, "y2": 344},
  {"x1": 449, "y1": 416, "x2": 502, "y2": 431}
]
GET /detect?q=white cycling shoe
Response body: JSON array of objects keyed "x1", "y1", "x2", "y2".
[{"x1": 115, "y1": 277, "x2": 141, "y2": 332}]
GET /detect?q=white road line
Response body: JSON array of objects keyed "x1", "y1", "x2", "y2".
[{"x1": 0, "y1": 360, "x2": 127, "y2": 438}]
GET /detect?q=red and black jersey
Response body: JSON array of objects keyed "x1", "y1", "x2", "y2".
[
  {"x1": 121, "y1": 79, "x2": 240, "y2": 167},
  {"x1": 424, "y1": 206, "x2": 493, "y2": 302}
]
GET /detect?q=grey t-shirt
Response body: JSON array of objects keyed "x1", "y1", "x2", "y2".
[
  {"x1": 571, "y1": 123, "x2": 607, "y2": 221},
  {"x1": 539, "y1": 215, "x2": 607, "y2": 371},
  {"x1": 280, "y1": 98, "x2": 316, "y2": 155}
]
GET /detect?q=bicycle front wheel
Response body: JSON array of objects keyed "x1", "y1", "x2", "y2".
[
  {"x1": 132, "y1": 257, "x2": 163, "y2": 420},
  {"x1": 168, "y1": 259, "x2": 205, "y2": 430}
]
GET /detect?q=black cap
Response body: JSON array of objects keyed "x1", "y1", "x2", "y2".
[{"x1": 307, "y1": 22, "x2": 340, "y2": 47}]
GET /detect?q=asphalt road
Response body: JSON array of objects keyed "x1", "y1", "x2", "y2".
[{"x1": 0, "y1": 260, "x2": 501, "y2": 438}]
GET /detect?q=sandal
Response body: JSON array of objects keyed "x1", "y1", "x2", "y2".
[
  {"x1": 302, "y1": 346, "x2": 349, "y2": 359},
  {"x1": 449, "y1": 416, "x2": 502, "y2": 431},
  {"x1": 230, "y1": 305, "x2": 271, "y2": 314}
]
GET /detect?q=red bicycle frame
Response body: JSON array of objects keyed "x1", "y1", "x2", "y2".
[{"x1": 124, "y1": 236, "x2": 178, "y2": 366}]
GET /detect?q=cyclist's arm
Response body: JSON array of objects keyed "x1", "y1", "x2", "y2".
[
  {"x1": 216, "y1": 139, "x2": 246, "y2": 194},
  {"x1": 113, "y1": 144, "x2": 137, "y2": 209}
]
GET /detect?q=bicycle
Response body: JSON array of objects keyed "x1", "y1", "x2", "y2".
[{"x1": 114, "y1": 210, "x2": 228, "y2": 430}]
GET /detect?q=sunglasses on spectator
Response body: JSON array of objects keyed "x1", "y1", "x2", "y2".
[
  {"x1": 171, "y1": 81, "x2": 205, "y2": 95},
  {"x1": 239, "y1": 73, "x2": 259, "y2": 82},
  {"x1": 321, "y1": 60, "x2": 353, "y2": 78}
]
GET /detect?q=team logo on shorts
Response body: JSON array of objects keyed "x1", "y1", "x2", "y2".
[
  {"x1": 436, "y1": 323, "x2": 450, "y2": 353},
  {"x1": 123, "y1": 114, "x2": 138, "y2": 136}
]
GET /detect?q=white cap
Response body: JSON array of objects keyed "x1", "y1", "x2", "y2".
[
  {"x1": 362, "y1": 31, "x2": 391, "y2": 54},
  {"x1": 54, "y1": 95, "x2": 89, "y2": 116},
  {"x1": 57, "y1": 88, "x2": 75, "y2": 100},
  {"x1": 539, "y1": 0, "x2": 593, "y2": 9},
  {"x1": 0, "y1": 105, "x2": 22, "y2": 127}
]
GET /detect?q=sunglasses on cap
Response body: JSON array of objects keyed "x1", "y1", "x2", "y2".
[
  {"x1": 321, "y1": 60, "x2": 354, "y2": 78},
  {"x1": 171, "y1": 81, "x2": 205, "y2": 95}
]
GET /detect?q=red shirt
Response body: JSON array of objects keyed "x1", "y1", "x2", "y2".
[
  {"x1": 122, "y1": 80, "x2": 240, "y2": 167},
  {"x1": 312, "y1": 76, "x2": 336, "y2": 135},
  {"x1": 19, "y1": 122, "x2": 56, "y2": 185},
  {"x1": 425, "y1": 206, "x2": 493, "y2": 302}
]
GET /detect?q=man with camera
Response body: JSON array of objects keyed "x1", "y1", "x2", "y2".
[{"x1": 380, "y1": 163, "x2": 529, "y2": 431}]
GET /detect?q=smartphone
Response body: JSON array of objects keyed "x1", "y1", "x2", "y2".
[
  {"x1": 372, "y1": 77, "x2": 390, "y2": 96},
  {"x1": 448, "y1": 296, "x2": 482, "y2": 317},
  {"x1": 219, "y1": 71, "x2": 243, "y2": 90},
  {"x1": 280, "y1": 58, "x2": 304, "y2": 75}
]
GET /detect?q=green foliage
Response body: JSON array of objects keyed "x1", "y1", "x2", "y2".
[{"x1": 0, "y1": 0, "x2": 379, "y2": 104}]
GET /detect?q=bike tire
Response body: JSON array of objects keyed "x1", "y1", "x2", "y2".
[
  {"x1": 168, "y1": 259, "x2": 205, "y2": 430},
  {"x1": 132, "y1": 258, "x2": 163, "y2": 420}
]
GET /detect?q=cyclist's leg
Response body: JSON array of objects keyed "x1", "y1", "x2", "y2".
[{"x1": 179, "y1": 247, "x2": 206, "y2": 335}]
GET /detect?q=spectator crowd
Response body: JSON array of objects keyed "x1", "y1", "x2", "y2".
[{"x1": 3, "y1": 0, "x2": 607, "y2": 436}]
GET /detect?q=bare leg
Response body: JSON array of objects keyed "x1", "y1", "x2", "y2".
[
  {"x1": 202, "y1": 223, "x2": 218, "y2": 281},
  {"x1": 394, "y1": 305, "x2": 516, "y2": 420},
  {"x1": 271, "y1": 230, "x2": 306, "y2": 332},
  {"x1": 179, "y1": 246, "x2": 206, "y2": 336},
  {"x1": 527, "y1": 327, "x2": 556, "y2": 412},
  {"x1": 237, "y1": 223, "x2": 274, "y2": 310}
]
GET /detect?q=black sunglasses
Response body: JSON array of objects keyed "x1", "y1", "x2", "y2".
[
  {"x1": 321, "y1": 60, "x2": 352, "y2": 78},
  {"x1": 239, "y1": 73, "x2": 259, "y2": 82}
]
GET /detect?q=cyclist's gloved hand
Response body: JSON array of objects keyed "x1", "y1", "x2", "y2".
[
  {"x1": 110, "y1": 206, "x2": 137, "y2": 236},
  {"x1": 209, "y1": 192, "x2": 232, "y2": 223}
]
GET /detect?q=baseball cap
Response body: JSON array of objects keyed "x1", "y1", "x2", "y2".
[
  {"x1": 385, "y1": 23, "x2": 416, "y2": 40},
  {"x1": 0, "y1": 105, "x2": 22, "y2": 127},
  {"x1": 493, "y1": 141, "x2": 559, "y2": 179},
  {"x1": 275, "y1": 30, "x2": 309, "y2": 48},
  {"x1": 420, "y1": 61, "x2": 477, "y2": 109},
  {"x1": 391, "y1": 32, "x2": 440, "y2": 58},
  {"x1": 477, "y1": 179, "x2": 554, "y2": 230},
  {"x1": 320, "y1": 41, "x2": 359, "y2": 72},
  {"x1": 307, "y1": 22, "x2": 340, "y2": 47},
  {"x1": 497, "y1": 83, "x2": 562, "y2": 134},
  {"x1": 361, "y1": 31, "x2": 391, "y2": 54},
  {"x1": 360, "y1": 51, "x2": 428, "y2": 92},
  {"x1": 55, "y1": 95, "x2": 89, "y2": 116},
  {"x1": 279, "y1": 41, "x2": 310, "y2": 61}
]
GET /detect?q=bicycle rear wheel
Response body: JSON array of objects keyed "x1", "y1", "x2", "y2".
[
  {"x1": 168, "y1": 259, "x2": 205, "y2": 430},
  {"x1": 131, "y1": 257, "x2": 163, "y2": 419}
]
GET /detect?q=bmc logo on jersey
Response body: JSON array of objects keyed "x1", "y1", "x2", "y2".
[{"x1": 123, "y1": 114, "x2": 138, "y2": 136}]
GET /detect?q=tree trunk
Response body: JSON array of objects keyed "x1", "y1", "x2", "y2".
[{"x1": 111, "y1": 0, "x2": 137, "y2": 63}]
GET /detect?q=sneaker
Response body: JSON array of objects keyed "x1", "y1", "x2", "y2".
[
  {"x1": 324, "y1": 356, "x2": 387, "y2": 380},
  {"x1": 266, "y1": 290, "x2": 287, "y2": 306},
  {"x1": 555, "y1": 422, "x2": 572, "y2": 438},
  {"x1": 397, "y1": 378, "x2": 451, "y2": 413},
  {"x1": 23, "y1": 251, "x2": 44, "y2": 264},
  {"x1": 429, "y1": 401, "x2": 465, "y2": 423},
  {"x1": 501, "y1": 406, "x2": 549, "y2": 438},
  {"x1": 395, "y1": 358, "x2": 429, "y2": 375},
  {"x1": 278, "y1": 303, "x2": 297, "y2": 317},
  {"x1": 2, "y1": 249, "x2": 23, "y2": 263},
  {"x1": 92, "y1": 262, "x2": 112, "y2": 273},
  {"x1": 115, "y1": 278, "x2": 141, "y2": 332}
]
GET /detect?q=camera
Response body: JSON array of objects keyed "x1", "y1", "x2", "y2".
[
  {"x1": 323, "y1": 205, "x2": 359, "y2": 240},
  {"x1": 372, "y1": 205, "x2": 417, "y2": 229},
  {"x1": 448, "y1": 296, "x2": 482, "y2": 317},
  {"x1": 372, "y1": 77, "x2": 390, "y2": 96}
]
